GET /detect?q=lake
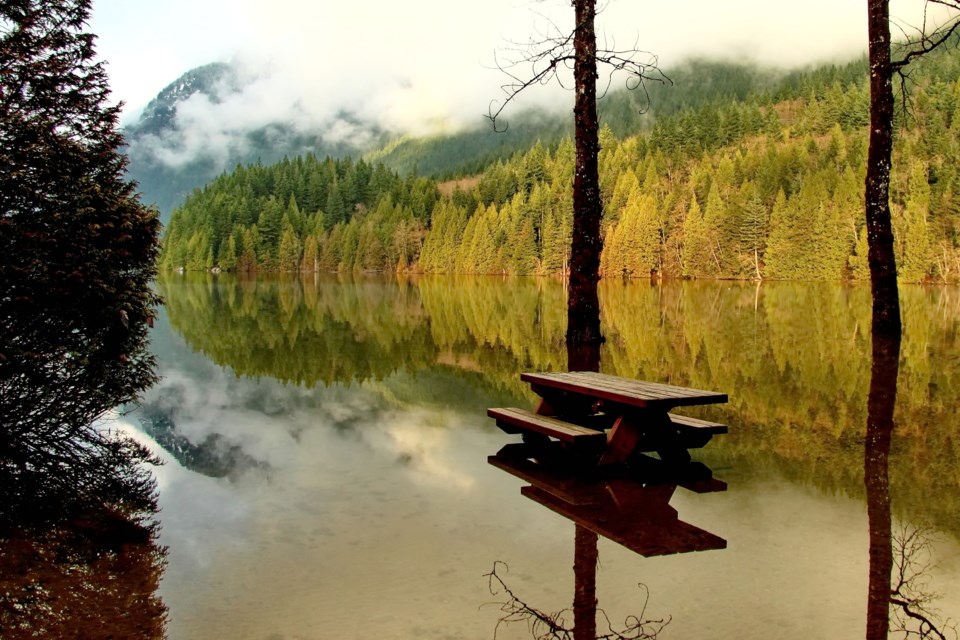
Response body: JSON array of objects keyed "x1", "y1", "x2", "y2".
[{"x1": 132, "y1": 273, "x2": 960, "y2": 639}]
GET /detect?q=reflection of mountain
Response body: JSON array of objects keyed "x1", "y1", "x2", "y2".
[
  {"x1": 136, "y1": 408, "x2": 262, "y2": 479},
  {"x1": 157, "y1": 274, "x2": 960, "y2": 537}
]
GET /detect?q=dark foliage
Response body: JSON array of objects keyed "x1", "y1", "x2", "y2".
[{"x1": 0, "y1": 0, "x2": 161, "y2": 527}]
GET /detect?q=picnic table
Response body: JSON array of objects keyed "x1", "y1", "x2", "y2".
[{"x1": 488, "y1": 371, "x2": 728, "y2": 467}]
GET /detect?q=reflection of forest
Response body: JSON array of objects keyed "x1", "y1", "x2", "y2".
[
  {"x1": 0, "y1": 519, "x2": 167, "y2": 639},
  {"x1": 158, "y1": 273, "x2": 960, "y2": 536},
  {"x1": 0, "y1": 441, "x2": 167, "y2": 639}
]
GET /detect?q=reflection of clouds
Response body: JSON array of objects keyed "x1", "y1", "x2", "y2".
[
  {"x1": 145, "y1": 343, "x2": 481, "y2": 489},
  {"x1": 142, "y1": 364, "x2": 382, "y2": 469},
  {"x1": 120, "y1": 363, "x2": 505, "y2": 639},
  {"x1": 372, "y1": 411, "x2": 476, "y2": 490},
  {"x1": 116, "y1": 417, "x2": 250, "y2": 571}
]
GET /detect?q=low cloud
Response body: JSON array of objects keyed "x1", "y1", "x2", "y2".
[{"x1": 102, "y1": 0, "x2": 947, "y2": 172}]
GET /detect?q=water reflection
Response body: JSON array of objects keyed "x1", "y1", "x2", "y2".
[
  {"x1": 864, "y1": 326, "x2": 955, "y2": 639},
  {"x1": 489, "y1": 444, "x2": 727, "y2": 558},
  {"x1": 157, "y1": 273, "x2": 960, "y2": 538},
  {"x1": 0, "y1": 513, "x2": 167, "y2": 639},
  {"x1": 0, "y1": 428, "x2": 167, "y2": 639},
  {"x1": 137, "y1": 407, "x2": 264, "y2": 478},
  {"x1": 147, "y1": 274, "x2": 960, "y2": 638},
  {"x1": 488, "y1": 442, "x2": 726, "y2": 638},
  {"x1": 865, "y1": 329, "x2": 899, "y2": 639}
]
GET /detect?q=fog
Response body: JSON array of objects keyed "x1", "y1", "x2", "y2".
[{"x1": 91, "y1": 0, "x2": 951, "y2": 169}]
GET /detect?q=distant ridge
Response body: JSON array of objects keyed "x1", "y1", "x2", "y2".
[{"x1": 123, "y1": 56, "x2": 868, "y2": 223}]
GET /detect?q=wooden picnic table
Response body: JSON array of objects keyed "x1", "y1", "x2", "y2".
[{"x1": 488, "y1": 371, "x2": 728, "y2": 466}]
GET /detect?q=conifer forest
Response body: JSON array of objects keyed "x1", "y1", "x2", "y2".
[{"x1": 161, "y1": 49, "x2": 960, "y2": 283}]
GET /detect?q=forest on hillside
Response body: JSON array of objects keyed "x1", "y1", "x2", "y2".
[{"x1": 160, "y1": 46, "x2": 960, "y2": 282}]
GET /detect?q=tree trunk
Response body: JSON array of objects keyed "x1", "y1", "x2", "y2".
[
  {"x1": 864, "y1": 5, "x2": 905, "y2": 635},
  {"x1": 866, "y1": 0, "x2": 902, "y2": 337},
  {"x1": 567, "y1": 0, "x2": 603, "y2": 350}
]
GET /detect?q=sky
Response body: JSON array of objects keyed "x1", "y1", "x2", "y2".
[{"x1": 87, "y1": 0, "x2": 947, "y2": 143}]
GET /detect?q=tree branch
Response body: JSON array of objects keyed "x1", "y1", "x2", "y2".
[
  {"x1": 891, "y1": 1, "x2": 960, "y2": 68},
  {"x1": 889, "y1": 524, "x2": 958, "y2": 640},
  {"x1": 485, "y1": 5, "x2": 668, "y2": 132},
  {"x1": 482, "y1": 561, "x2": 669, "y2": 640}
]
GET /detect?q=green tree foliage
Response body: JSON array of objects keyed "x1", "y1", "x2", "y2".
[
  {"x1": 162, "y1": 154, "x2": 439, "y2": 274},
  {"x1": 163, "y1": 43, "x2": 960, "y2": 283},
  {"x1": 0, "y1": 0, "x2": 164, "y2": 581},
  {"x1": 219, "y1": 234, "x2": 238, "y2": 271},
  {"x1": 277, "y1": 224, "x2": 302, "y2": 272},
  {"x1": 897, "y1": 160, "x2": 935, "y2": 282}
]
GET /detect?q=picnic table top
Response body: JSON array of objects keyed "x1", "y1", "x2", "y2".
[{"x1": 520, "y1": 371, "x2": 728, "y2": 411}]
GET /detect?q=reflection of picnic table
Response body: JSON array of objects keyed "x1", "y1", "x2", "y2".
[
  {"x1": 488, "y1": 371, "x2": 728, "y2": 466},
  {"x1": 489, "y1": 443, "x2": 727, "y2": 556}
]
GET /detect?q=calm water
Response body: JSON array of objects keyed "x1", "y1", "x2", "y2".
[{"x1": 132, "y1": 274, "x2": 960, "y2": 639}]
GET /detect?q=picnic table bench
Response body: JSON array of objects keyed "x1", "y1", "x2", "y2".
[{"x1": 488, "y1": 371, "x2": 728, "y2": 466}]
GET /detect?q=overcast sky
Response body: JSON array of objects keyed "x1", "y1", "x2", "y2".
[{"x1": 88, "y1": 0, "x2": 944, "y2": 133}]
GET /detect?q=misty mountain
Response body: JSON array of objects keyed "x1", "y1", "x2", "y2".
[
  {"x1": 123, "y1": 56, "x2": 838, "y2": 224},
  {"x1": 123, "y1": 62, "x2": 392, "y2": 223}
]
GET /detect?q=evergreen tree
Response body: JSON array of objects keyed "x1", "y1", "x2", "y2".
[
  {"x1": 238, "y1": 227, "x2": 259, "y2": 271},
  {"x1": 0, "y1": 0, "x2": 162, "y2": 534},
  {"x1": 277, "y1": 225, "x2": 302, "y2": 272},
  {"x1": 301, "y1": 235, "x2": 319, "y2": 272},
  {"x1": 219, "y1": 235, "x2": 239, "y2": 271},
  {"x1": 682, "y1": 196, "x2": 713, "y2": 277},
  {"x1": 737, "y1": 182, "x2": 768, "y2": 278},
  {"x1": 256, "y1": 196, "x2": 283, "y2": 269},
  {"x1": 898, "y1": 160, "x2": 935, "y2": 282}
]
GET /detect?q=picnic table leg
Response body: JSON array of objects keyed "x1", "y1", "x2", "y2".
[
  {"x1": 531, "y1": 385, "x2": 596, "y2": 418},
  {"x1": 647, "y1": 411, "x2": 692, "y2": 465},
  {"x1": 600, "y1": 411, "x2": 693, "y2": 466},
  {"x1": 599, "y1": 414, "x2": 643, "y2": 465}
]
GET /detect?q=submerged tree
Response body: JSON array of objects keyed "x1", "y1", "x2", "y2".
[
  {"x1": 864, "y1": 3, "x2": 960, "y2": 637},
  {"x1": 0, "y1": 0, "x2": 161, "y2": 519},
  {"x1": 488, "y1": 0, "x2": 665, "y2": 349}
]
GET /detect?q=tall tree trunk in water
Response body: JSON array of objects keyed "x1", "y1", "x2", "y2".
[
  {"x1": 568, "y1": 4, "x2": 605, "y2": 625},
  {"x1": 568, "y1": 0, "x2": 603, "y2": 352},
  {"x1": 864, "y1": 5, "x2": 903, "y2": 635},
  {"x1": 864, "y1": 330, "x2": 899, "y2": 640},
  {"x1": 866, "y1": 0, "x2": 902, "y2": 336}
]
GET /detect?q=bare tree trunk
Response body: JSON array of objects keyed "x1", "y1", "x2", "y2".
[
  {"x1": 866, "y1": 0, "x2": 902, "y2": 338},
  {"x1": 567, "y1": 0, "x2": 603, "y2": 350},
  {"x1": 864, "y1": 10, "x2": 902, "y2": 636}
]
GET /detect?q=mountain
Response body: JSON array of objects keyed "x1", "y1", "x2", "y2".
[
  {"x1": 123, "y1": 63, "x2": 391, "y2": 223},
  {"x1": 158, "y1": 42, "x2": 960, "y2": 284},
  {"x1": 125, "y1": 58, "x2": 792, "y2": 223}
]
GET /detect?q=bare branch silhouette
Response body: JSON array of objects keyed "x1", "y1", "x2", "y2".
[
  {"x1": 892, "y1": 1, "x2": 960, "y2": 69},
  {"x1": 888, "y1": 2, "x2": 960, "y2": 113},
  {"x1": 485, "y1": 4, "x2": 668, "y2": 132},
  {"x1": 889, "y1": 525, "x2": 958, "y2": 640},
  {"x1": 483, "y1": 561, "x2": 669, "y2": 640}
]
